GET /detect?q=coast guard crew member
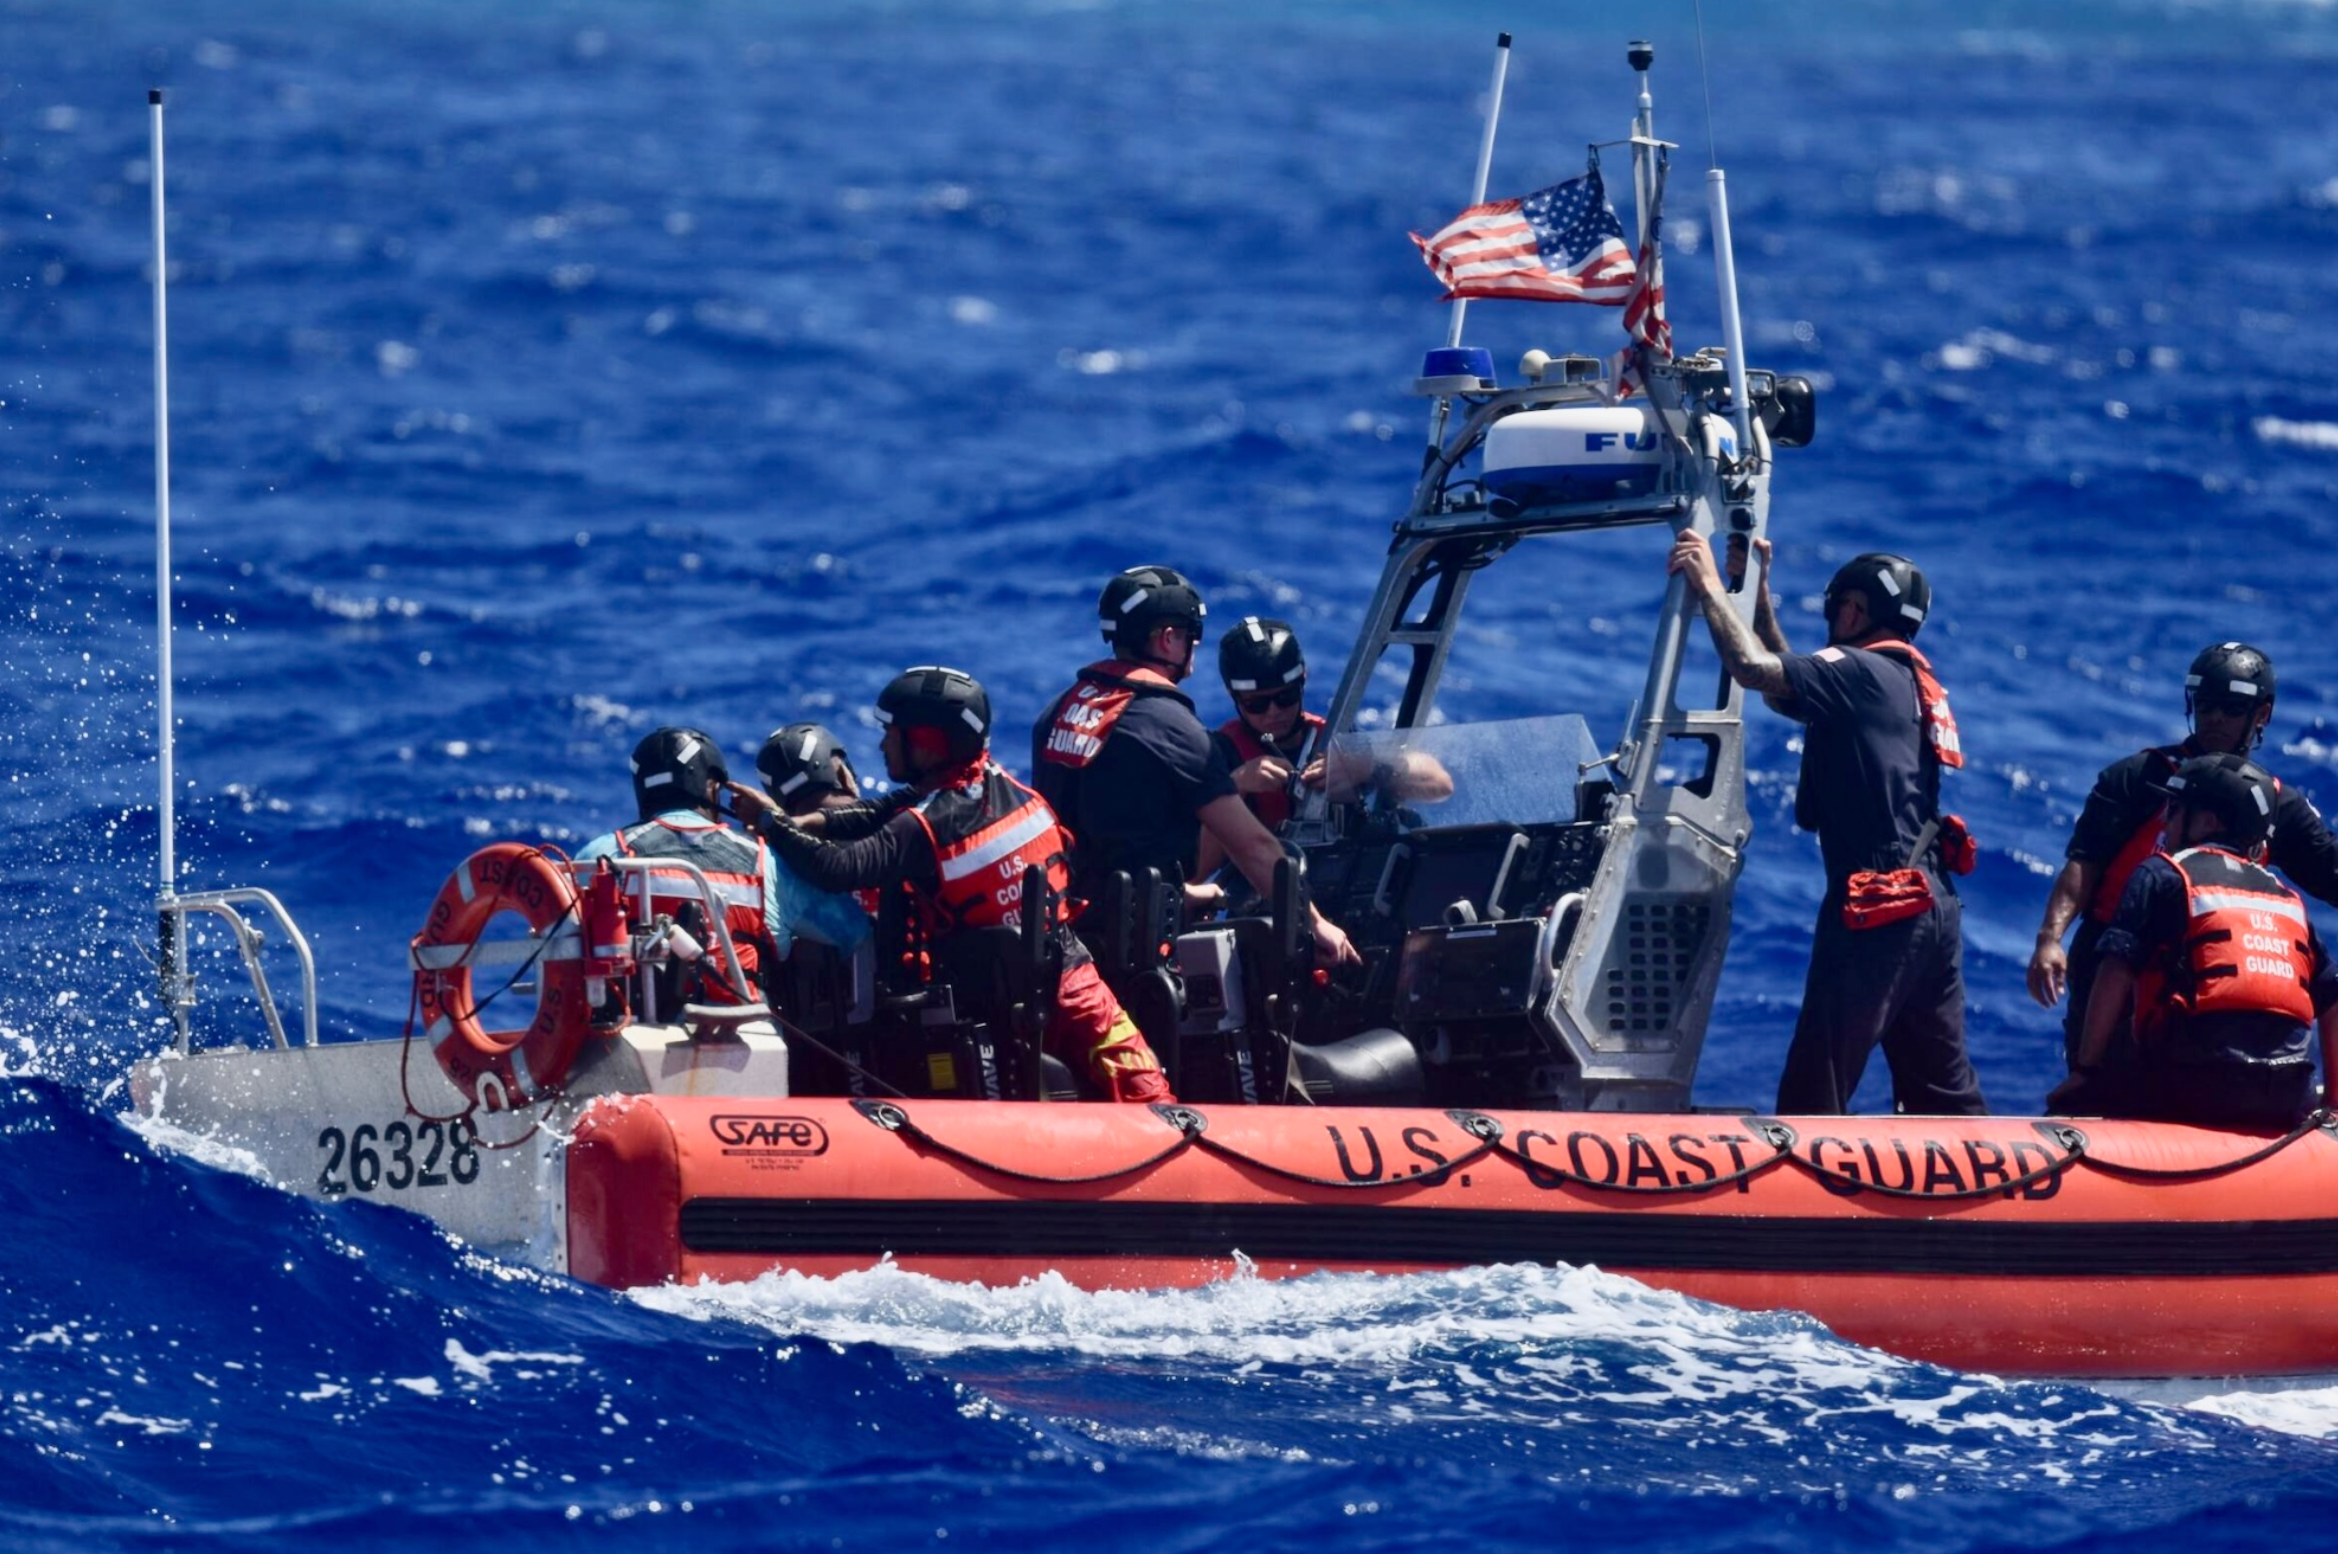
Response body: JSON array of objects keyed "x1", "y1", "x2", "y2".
[
  {"x1": 2049, "y1": 753, "x2": 2338, "y2": 1128},
  {"x1": 730, "y1": 666, "x2": 1174, "y2": 1102},
  {"x1": 1211, "y1": 616, "x2": 1328, "y2": 832},
  {"x1": 1670, "y1": 535, "x2": 1988, "y2": 1116},
  {"x1": 1032, "y1": 566, "x2": 1358, "y2": 969},
  {"x1": 1207, "y1": 616, "x2": 1452, "y2": 836},
  {"x1": 2028, "y1": 642, "x2": 2338, "y2": 1067}
]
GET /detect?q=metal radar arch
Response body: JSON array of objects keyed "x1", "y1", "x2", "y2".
[{"x1": 1292, "y1": 38, "x2": 1813, "y2": 1111}]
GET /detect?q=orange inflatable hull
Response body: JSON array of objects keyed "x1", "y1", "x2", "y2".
[{"x1": 567, "y1": 1096, "x2": 2338, "y2": 1377}]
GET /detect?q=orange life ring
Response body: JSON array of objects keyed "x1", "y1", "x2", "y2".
[{"x1": 413, "y1": 843, "x2": 592, "y2": 1110}]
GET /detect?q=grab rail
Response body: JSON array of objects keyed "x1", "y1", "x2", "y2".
[
  {"x1": 159, "y1": 888, "x2": 319, "y2": 1054},
  {"x1": 572, "y1": 854, "x2": 757, "y2": 1024}
]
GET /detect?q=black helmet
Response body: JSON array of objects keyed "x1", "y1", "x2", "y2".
[
  {"x1": 875, "y1": 665, "x2": 992, "y2": 763},
  {"x1": 2163, "y1": 752, "x2": 2277, "y2": 852},
  {"x1": 1824, "y1": 553, "x2": 1930, "y2": 638},
  {"x1": 1219, "y1": 616, "x2": 1306, "y2": 692},
  {"x1": 756, "y1": 723, "x2": 856, "y2": 806},
  {"x1": 2186, "y1": 641, "x2": 2277, "y2": 728},
  {"x1": 631, "y1": 726, "x2": 729, "y2": 817},
  {"x1": 1099, "y1": 565, "x2": 1207, "y2": 655}
]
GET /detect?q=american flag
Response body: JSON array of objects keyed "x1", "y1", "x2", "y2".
[
  {"x1": 1412, "y1": 166, "x2": 1637, "y2": 305},
  {"x1": 1615, "y1": 156, "x2": 1672, "y2": 397}
]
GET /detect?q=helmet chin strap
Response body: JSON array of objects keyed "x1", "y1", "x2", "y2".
[
  {"x1": 1138, "y1": 631, "x2": 1194, "y2": 680},
  {"x1": 2188, "y1": 708, "x2": 2271, "y2": 755},
  {"x1": 1828, "y1": 620, "x2": 1894, "y2": 649}
]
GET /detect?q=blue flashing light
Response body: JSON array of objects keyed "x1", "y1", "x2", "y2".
[{"x1": 1419, "y1": 347, "x2": 1496, "y2": 387}]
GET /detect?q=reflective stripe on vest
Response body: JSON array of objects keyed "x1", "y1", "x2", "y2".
[
  {"x1": 908, "y1": 763, "x2": 1074, "y2": 937},
  {"x1": 1216, "y1": 710, "x2": 1324, "y2": 832},
  {"x1": 2141, "y1": 845, "x2": 2318, "y2": 1032},
  {"x1": 937, "y1": 802, "x2": 1058, "y2": 884},
  {"x1": 1862, "y1": 639, "x2": 1964, "y2": 770},
  {"x1": 611, "y1": 818, "x2": 768, "y2": 993}
]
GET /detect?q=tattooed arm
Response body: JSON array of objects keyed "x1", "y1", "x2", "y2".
[{"x1": 1668, "y1": 531, "x2": 1791, "y2": 698}]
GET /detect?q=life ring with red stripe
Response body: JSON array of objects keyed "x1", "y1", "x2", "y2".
[{"x1": 413, "y1": 843, "x2": 591, "y2": 1110}]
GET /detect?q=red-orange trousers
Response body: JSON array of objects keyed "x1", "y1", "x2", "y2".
[{"x1": 1052, "y1": 959, "x2": 1175, "y2": 1103}]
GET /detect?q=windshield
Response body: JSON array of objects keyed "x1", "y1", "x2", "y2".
[{"x1": 1320, "y1": 713, "x2": 1602, "y2": 829}]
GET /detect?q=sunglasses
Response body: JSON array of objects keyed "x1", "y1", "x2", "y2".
[
  {"x1": 1238, "y1": 684, "x2": 1306, "y2": 716},
  {"x1": 2199, "y1": 695, "x2": 2258, "y2": 719}
]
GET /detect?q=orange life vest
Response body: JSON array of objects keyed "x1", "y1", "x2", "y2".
[
  {"x1": 2136, "y1": 845, "x2": 2318, "y2": 1038},
  {"x1": 610, "y1": 816, "x2": 769, "y2": 1002},
  {"x1": 1216, "y1": 710, "x2": 1326, "y2": 832},
  {"x1": 1037, "y1": 660, "x2": 1182, "y2": 770},
  {"x1": 1862, "y1": 639, "x2": 1963, "y2": 771},
  {"x1": 903, "y1": 761, "x2": 1074, "y2": 939}
]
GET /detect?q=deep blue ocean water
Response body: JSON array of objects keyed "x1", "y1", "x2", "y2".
[{"x1": 7, "y1": 0, "x2": 2338, "y2": 1546}]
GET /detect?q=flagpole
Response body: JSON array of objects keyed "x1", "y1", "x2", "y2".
[
  {"x1": 1445, "y1": 32, "x2": 1510, "y2": 351},
  {"x1": 150, "y1": 88, "x2": 189, "y2": 1042},
  {"x1": 1422, "y1": 33, "x2": 1510, "y2": 463}
]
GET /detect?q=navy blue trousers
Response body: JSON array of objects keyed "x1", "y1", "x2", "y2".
[{"x1": 1778, "y1": 889, "x2": 1988, "y2": 1116}]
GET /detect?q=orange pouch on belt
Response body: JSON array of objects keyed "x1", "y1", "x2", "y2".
[
  {"x1": 1841, "y1": 868, "x2": 1934, "y2": 930},
  {"x1": 1937, "y1": 813, "x2": 1978, "y2": 876}
]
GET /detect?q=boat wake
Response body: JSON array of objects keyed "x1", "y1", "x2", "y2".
[{"x1": 633, "y1": 1257, "x2": 2329, "y2": 1497}]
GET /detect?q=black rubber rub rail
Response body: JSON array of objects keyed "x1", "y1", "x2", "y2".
[{"x1": 676, "y1": 1198, "x2": 2338, "y2": 1280}]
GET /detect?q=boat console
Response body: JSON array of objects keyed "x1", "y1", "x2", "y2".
[{"x1": 1074, "y1": 344, "x2": 1808, "y2": 1112}]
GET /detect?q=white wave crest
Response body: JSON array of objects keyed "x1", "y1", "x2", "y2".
[
  {"x1": 2101, "y1": 1375, "x2": 2338, "y2": 1441},
  {"x1": 2254, "y1": 416, "x2": 2338, "y2": 453},
  {"x1": 118, "y1": 1106, "x2": 276, "y2": 1185},
  {"x1": 632, "y1": 1257, "x2": 1803, "y2": 1367},
  {"x1": 0, "y1": 1026, "x2": 41, "y2": 1079},
  {"x1": 632, "y1": 1260, "x2": 2134, "y2": 1448}
]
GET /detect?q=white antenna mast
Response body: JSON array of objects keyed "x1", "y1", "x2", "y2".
[
  {"x1": 1690, "y1": 3, "x2": 1755, "y2": 450},
  {"x1": 150, "y1": 87, "x2": 190, "y2": 1041},
  {"x1": 1445, "y1": 32, "x2": 1511, "y2": 353}
]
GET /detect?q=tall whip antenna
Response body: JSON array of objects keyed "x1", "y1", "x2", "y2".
[
  {"x1": 1690, "y1": 0, "x2": 1722, "y2": 171},
  {"x1": 149, "y1": 88, "x2": 189, "y2": 1041},
  {"x1": 1688, "y1": 0, "x2": 1755, "y2": 448}
]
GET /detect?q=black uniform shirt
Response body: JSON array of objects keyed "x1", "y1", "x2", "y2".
[
  {"x1": 2067, "y1": 746, "x2": 2183, "y2": 866},
  {"x1": 2098, "y1": 852, "x2": 2337, "y2": 1066},
  {"x1": 1036, "y1": 685, "x2": 1235, "y2": 891},
  {"x1": 2068, "y1": 740, "x2": 2338, "y2": 907},
  {"x1": 1777, "y1": 642, "x2": 1939, "y2": 889}
]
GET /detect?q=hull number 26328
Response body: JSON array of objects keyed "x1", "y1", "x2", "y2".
[{"x1": 317, "y1": 1118, "x2": 481, "y2": 1197}]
